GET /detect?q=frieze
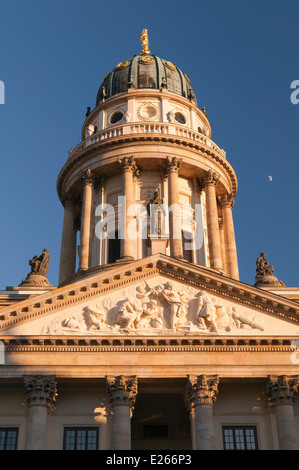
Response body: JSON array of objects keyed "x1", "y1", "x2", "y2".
[{"x1": 41, "y1": 281, "x2": 266, "y2": 336}]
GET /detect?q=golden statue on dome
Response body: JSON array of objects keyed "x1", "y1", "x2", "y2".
[{"x1": 140, "y1": 29, "x2": 150, "y2": 55}]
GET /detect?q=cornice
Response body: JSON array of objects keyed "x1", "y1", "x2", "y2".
[
  {"x1": 56, "y1": 131, "x2": 237, "y2": 201},
  {"x1": 0, "y1": 254, "x2": 299, "y2": 333},
  {"x1": 1, "y1": 335, "x2": 297, "y2": 354}
]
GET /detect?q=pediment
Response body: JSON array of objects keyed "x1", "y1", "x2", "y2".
[{"x1": 1, "y1": 254, "x2": 299, "y2": 338}]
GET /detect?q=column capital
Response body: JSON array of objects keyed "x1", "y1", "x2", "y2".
[
  {"x1": 106, "y1": 375, "x2": 138, "y2": 410},
  {"x1": 264, "y1": 375, "x2": 299, "y2": 406},
  {"x1": 198, "y1": 170, "x2": 219, "y2": 188},
  {"x1": 220, "y1": 193, "x2": 235, "y2": 208},
  {"x1": 61, "y1": 192, "x2": 76, "y2": 208},
  {"x1": 186, "y1": 375, "x2": 219, "y2": 407},
  {"x1": 166, "y1": 156, "x2": 182, "y2": 173},
  {"x1": 81, "y1": 168, "x2": 95, "y2": 186},
  {"x1": 118, "y1": 156, "x2": 139, "y2": 176},
  {"x1": 23, "y1": 375, "x2": 58, "y2": 410}
]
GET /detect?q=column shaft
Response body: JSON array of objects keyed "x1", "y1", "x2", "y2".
[
  {"x1": 58, "y1": 194, "x2": 77, "y2": 284},
  {"x1": 25, "y1": 405, "x2": 48, "y2": 450},
  {"x1": 275, "y1": 403, "x2": 299, "y2": 449},
  {"x1": 222, "y1": 195, "x2": 239, "y2": 280},
  {"x1": 118, "y1": 157, "x2": 137, "y2": 260},
  {"x1": 219, "y1": 217, "x2": 228, "y2": 274},
  {"x1": 166, "y1": 157, "x2": 183, "y2": 258},
  {"x1": 201, "y1": 172, "x2": 222, "y2": 270},
  {"x1": 194, "y1": 404, "x2": 216, "y2": 450},
  {"x1": 79, "y1": 169, "x2": 94, "y2": 270},
  {"x1": 111, "y1": 404, "x2": 132, "y2": 450}
]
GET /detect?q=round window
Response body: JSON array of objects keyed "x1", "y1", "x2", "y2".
[
  {"x1": 174, "y1": 112, "x2": 186, "y2": 124},
  {"x1": 110, "y1": 112, "x2": 123, "y2": 124}
]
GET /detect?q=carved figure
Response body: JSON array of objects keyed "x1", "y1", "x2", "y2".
[
  {"x1": 29, "y1": 249, "x2": 50, "y2": 276},
  {"x1": 85, "y1": 306, "x2": 106, "y2": 330},
  {"x1": 195, "y1": 291, "x2": 219, "y2": 333},
  {"x1": 137, "y1": 299, "x2": 165, "y2": 329},
  {"x1": 147, "y1": 187, "x2": 166, "y2": 236},
  {"x1": 256, "y1": 252, "x2": 273, "y2": 276},
  {"x1": 136, "y1": 284, "x2": 153, "y2": 306},
  {"x1": 159, "y1": 282, "x2": 185, "y2": 329},
  {"x1": 63, "y1": 317, "x2": 82, "y2": 330},
  {"x1": 167, "y1": 110, "x2": 175, "y2": 123},
  {"x1": 124, "y1": 111, "x2": 131, "y2": 122},
  {"x1": 140, "y1": 28, "x2": 150, "y2": 55},
  {"x1": 116, "y1": 298, "x2": 143, "y2": 329}
]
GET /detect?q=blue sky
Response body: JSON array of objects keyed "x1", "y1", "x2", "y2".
[{"x1": 0, "y1": 0, "x2": 298, "y2": 289}]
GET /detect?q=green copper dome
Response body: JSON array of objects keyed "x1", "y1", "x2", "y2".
[{"x1": 96, "y1": 54, "x2": 196, "y2": 106}]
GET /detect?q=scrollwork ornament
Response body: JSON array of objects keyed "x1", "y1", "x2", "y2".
[
  {"x1": 106, "y1": 375, "x2": 138, "y2": 412},
  {"x1": 81, "y1": 168, "x2": 94, "y2": 186},
  {"x1": 198, "y1": 170, "x2": 219, "y2": 189},
  {"x1": 117, "y1": 156, "x2": 139, "y2": 176},
  {"x1": 221, "y1": 193, "x2": 234, "y2": 208},
  {"x1": 24, "y1": 375, "x2": 58, "y2": 410},
  {"x1": 186, "y1": 375, "x2": 219, "y2": 407},
  {"x1": 166, "y1": 156, "x2": 182, "y2": 174},
  {"x1": 264, "y1": 375, "x2": 299, "y2": 406}
]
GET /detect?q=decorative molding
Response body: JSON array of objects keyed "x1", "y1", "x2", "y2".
[
  {"x1": 23, "y1": 375, "x2": 58, "y2": 410},
  {"x1": 198, "y1": 170, "x2": 220, "y2": 188},
  {"x1": 186, "y1": 375, "x2": 219, "y2": 407},
  {"x1": 1, "y1": 335, "x2": 298, "y2": 353},
  {"x1": 81, "y1": 168, "x2": 94, "y2": 186},
  {"x1": 106, "y1": 375, "x2": 138, "y2": 411},
  {"x1": 57, "y1": 133, "x2": 238, "y2": 201},
  {"x1": 117, "y1": 156, "x2": 139, "y2": 176},
  {"x1": 61, "y1": 193, "x2": 76, "y2": 208},
  {"x1": 166, "y1": 156, "x2": 182, "y2": 173},
  {"x1": 264, "y1": 375, "x2": 299, "y2": 406},
  {"x1": 220, "y1": 193, "x2": 234, "y2": 208},
  {"x1": 137, "y1": 102, "x2": 160, "y2": 121}
]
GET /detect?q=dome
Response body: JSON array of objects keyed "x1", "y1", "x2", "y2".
[{"x1": 96, "y1": 54, "x2": 197, "y2": 106}]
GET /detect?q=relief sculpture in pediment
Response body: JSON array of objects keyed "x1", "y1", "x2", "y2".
[{"x1": 42, "y1": 281, "x2": 264, "y2": 336}]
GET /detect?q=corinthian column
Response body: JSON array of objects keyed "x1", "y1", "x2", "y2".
[
  {"x1": 264, "y1": 375, "x2": 299, "y2": 450},
  {"x1": 221, "y1": 194, "x2": 239, "y2": 280},
  {"x1": 118, "y1": 157, "x2": 138, "y2": 260},
  {"x1": 186, "y1": 375, "x2": 219, "y2": 450},
  {"x1": 24, "y1": 375, "x2": 57, "y2": 450},
  {"x1": 79, "y1": 169, "x2": 94, "y2": 270},
  {"x1": 106, "y1": 375, "x2": 138, "y2": 450},
  {"x1": 200, "y1": 171, "x2": 223, "y2": 271},
  {"x1": 166, "y1": 156, "x2": 183, "y2": 259},
  {"x1": 58, "y1": 193, "x2": 77, "y2": 285}
]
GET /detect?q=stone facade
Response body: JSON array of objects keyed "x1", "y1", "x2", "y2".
[{"x1": 0, "y1": 31, "x2": 299, "y2": 450}]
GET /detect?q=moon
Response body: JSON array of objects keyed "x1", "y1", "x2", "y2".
[{"x1": 268, "y1": 175, "x2": 273, "y2": 182}]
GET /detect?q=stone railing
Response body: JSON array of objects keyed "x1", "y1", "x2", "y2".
[{"x1": 67, "y1": 123, "x2": 226, "y2": 160}]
